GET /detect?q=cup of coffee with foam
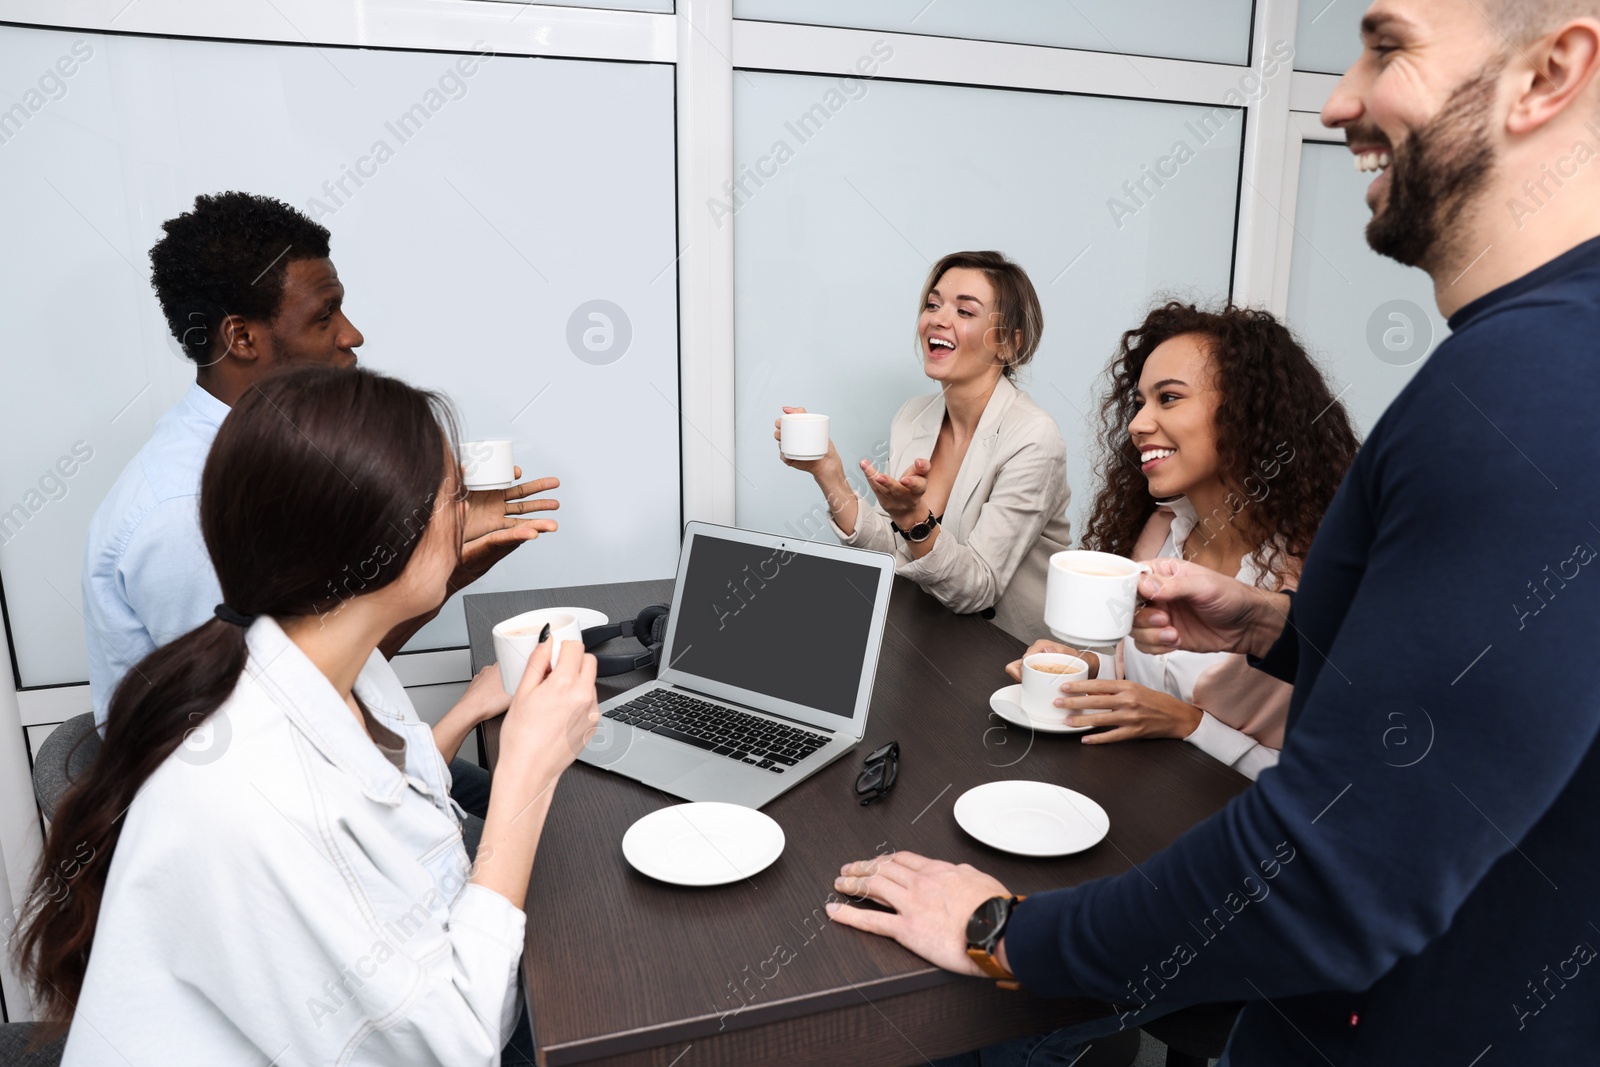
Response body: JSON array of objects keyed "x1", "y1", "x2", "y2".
[
  {"x1": 1019, "y1": 652, "x2": 1088, "y2": 724},
  {"x1": 1044, "y1": 550, "x2": 1153, "y2": 646},
  {"x1": 492, "y1": 609, "x2": 584, "y2": 694}
]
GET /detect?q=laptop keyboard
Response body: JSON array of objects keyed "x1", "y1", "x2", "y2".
[{"x1": 603, "y1": 689, "x2": 831, "y2": 773}]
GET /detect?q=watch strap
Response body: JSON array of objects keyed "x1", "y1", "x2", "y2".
[
  {"x1": 967, "y1": 894, "x2": 1026, "y2": 990},
  {"x1": 966, "y1": 947, "x2": 1021, "y2": 989},
  {"x1": 892, "y1": 510, "x2": 941, "y2": 543}
]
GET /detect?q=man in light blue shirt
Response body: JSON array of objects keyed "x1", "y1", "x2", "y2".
[
  {"x1": 84, "y1": 380, "x2": 231, "y2": 724},
  {"x1": 83, "y1": 192, "x2": 560, "y2": 817}
]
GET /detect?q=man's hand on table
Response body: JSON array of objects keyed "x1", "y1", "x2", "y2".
[
  {"x1": 1133, "y1": 557, "x2": 1290, "y2": 659},
  {"x1": 828, "y1": 851, "x2": 1013, "y2": 978}
]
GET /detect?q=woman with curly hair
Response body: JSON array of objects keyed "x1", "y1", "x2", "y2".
[{"x1": 1007, "y1": 301, "x2": 1358, "y2": 779}]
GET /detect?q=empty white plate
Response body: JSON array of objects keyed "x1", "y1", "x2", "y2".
[
  {"x1": 622, "y1": 802, "x2": 785, "y2": 886},
  {"x1": 953, "y1": 781, "x2": 1110, "y2": 857},
  {"x1": 989, "y1": 684, "x2": 1094, "y2": 734}
]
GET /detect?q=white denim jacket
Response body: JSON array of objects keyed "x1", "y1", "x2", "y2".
[{"x1": 62, "y1": 617, "x2": 524, "y2": 1066}]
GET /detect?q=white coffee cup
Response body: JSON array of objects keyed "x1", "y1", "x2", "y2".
[
  {"x1": 462, "y1": 439, "x2": 515, "y2": 488},
  {"x1": 492, "y1": 609, "x2": 584, "y2": 694},
  {"x1": 779, "y1": 412, "x2": 830, "y2": 460},
  {"x1": 1020, "y1": 652, "x2": 1088, "y2": 723},
  {"x1": 1044, "y1": 550, "x2": 1153, "y2": 645}
]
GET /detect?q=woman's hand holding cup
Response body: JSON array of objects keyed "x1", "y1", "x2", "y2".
[
  {"x1": 775, "y1": 407, "x2": 842, "y2": 477},
  {"x1": 1006, "y1": 639, "x2": 1099, "y2": 682},
  {"x1": 499, "y1": 637, "x2": 600, "y2": 790}
]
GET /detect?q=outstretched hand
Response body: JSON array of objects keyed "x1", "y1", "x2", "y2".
[
  {"x1": 861, "y1": 457, "x2": 931, "y2": 524},
  {"x1": 463, "y1": 467, "x2": 560, "y2": 542},
  {"x1": 452, "y1": 467, "x2": 560, "y2": 594}
]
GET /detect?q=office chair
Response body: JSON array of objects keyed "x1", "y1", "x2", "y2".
[
  {"x1": 31, "y1": 713, "x2": 100, "y2": 821},
  {"x1": 0, "y1": 1022, "x2": 65, "y2": 1066}
]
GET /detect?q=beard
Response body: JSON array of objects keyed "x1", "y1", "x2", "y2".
[{"x1": 1362, "y1": 63, "x2": 1503, "y2": 272}]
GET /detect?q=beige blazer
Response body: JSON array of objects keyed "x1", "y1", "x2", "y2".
[{"x1": 832, "y1": 376, "x2": 1072, "y2": 641}]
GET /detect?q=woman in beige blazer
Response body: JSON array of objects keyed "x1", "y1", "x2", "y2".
[{"x1": 775, "y1": 250, "x2": 1071, "y2": 642}]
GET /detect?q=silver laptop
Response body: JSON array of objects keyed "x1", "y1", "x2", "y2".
[{"x1": 576, "y1": 521, "x2": 895, "y2": 809}]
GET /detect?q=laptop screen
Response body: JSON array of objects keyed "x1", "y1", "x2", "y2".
[{"x1": 667, "y1": 531, "x2": 883, "y2": 720}]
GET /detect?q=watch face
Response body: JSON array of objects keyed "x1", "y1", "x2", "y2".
[{"x1": 967, "y1": 896, "x2": 1007, "y2": 946}]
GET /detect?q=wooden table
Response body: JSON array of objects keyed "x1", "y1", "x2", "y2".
[{"x1": 465, "y1": 579, "x2": 1249, "y2": 1067}]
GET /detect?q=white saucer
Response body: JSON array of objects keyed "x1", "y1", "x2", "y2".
[
  {"x1": 465, "y1": 478, "x2": 519, "y2": 491},
  {"x1": 622, "y1": 802, "x2": 785, "y2": 886},
  {"x1": 953, "y1": 781, "x2": 1111, "y2": 857},
  {"x1": 552, "y1": 606, "x2": 609, "y2": 632},
  {"x1": 498, "y1": 606, "x2": 609, "y2": 633},
  {"x1": 989, "y1": 684, "x2": 1093, "y2": 734}
]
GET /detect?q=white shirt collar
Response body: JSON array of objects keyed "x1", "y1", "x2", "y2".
[
  {"x1": 1162, "y1": 494, "x2": 1273, "y2": 588},
  {"x1": 241, "y1": 616, "x2": 413, "y2": 806},
  {"x1": 181, "y1": 380, "x2": 232, "y2": 430}
]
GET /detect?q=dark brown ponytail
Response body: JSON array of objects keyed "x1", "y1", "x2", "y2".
[{"x1": 10, "y1": 366, "x2": 460, "y2": 1036}]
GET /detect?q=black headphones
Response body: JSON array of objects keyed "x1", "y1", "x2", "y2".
[{"x1": 582, "y1": 604, "x2": 670, "y2": 677}]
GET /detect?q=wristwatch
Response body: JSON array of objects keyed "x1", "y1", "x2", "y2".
[
  {"x1": 892, "y1": 510, "x2": 942, "y2": 543},
  {"x1": 966, "y1": 894, "x2": 1026, "y2": 989}
]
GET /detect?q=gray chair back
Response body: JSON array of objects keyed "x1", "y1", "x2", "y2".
[
  {"x1": 0, "y1": 1022, "x2": 65, "y2": 1066},
  {"x1": 31, "y1": 713, "x2": 101, "y2": 821}
]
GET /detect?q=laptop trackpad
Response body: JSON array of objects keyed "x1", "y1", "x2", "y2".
[
  {"x1": 664, "y1": 758, "x2": 767, "y2": 805},
  {"x1": 619, "y1": 735, "x2": 710, "y2": 784}
]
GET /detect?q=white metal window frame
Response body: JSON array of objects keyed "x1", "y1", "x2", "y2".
[
  {"x1": 1268, "y1": 105, "x2": 1351, "y2": 316},
  {"x1": 0, "y1": 0, "x2": 1347, "y2": 1020}
]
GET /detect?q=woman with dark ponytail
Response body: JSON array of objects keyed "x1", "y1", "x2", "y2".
[{"x1": 11, "y1": 367, "x2": 597, "y2": 1064}]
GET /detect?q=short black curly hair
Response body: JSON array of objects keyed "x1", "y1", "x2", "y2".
[{"x1": 149, "y1": 192, "x2": 331, "y2": 365}]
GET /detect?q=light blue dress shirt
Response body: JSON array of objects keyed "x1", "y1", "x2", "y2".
[{"x1": 82, "y1": 382, "x2": 231, "y2": 727}]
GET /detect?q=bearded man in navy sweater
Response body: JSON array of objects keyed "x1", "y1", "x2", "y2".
[{"x1": 826, "y1": 1, "x2": 1600, "y2": 1062}]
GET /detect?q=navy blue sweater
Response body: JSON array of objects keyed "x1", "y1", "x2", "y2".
[{"x1": 1007, "y1": 237, "x2": 1600, "y2": 1064}]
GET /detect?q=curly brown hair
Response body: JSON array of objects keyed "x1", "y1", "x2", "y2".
[{"x1": 1081, "y1": 301, "x2": 1359, "y2": 584}]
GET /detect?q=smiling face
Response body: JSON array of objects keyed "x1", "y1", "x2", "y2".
[
  {"x1": 256, "y1": 257, "x2": 364, "y2": 370},
  {"x1": 917, "y1": 267, "x2": 1011, "y2": 386},
  {"x1": 1127, "y1": 333, "x2": 1225, "y2": 500},
  {"x1": 1322, "y1": 2, "x2": 1507, "y2": 269}
]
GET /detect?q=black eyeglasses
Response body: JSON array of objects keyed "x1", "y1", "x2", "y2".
[{"x1": 854, "y1": 741, "x2": 900, "y2": 805}]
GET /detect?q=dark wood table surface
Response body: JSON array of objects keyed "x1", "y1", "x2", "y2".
[{"x1": 464, "y1": 578, "x2": 1249, "y2": 1067}]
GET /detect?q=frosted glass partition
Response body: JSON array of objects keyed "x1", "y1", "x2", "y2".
[
  {"x1": 1285, "y1": 142, "x2": 1445, "y2": 434},
  {"x1": 734, "y1": 0, "x2": 1253, "y2": 66},
  {"x1": 504, "y1": 0, "x2": 672, "y2": 9},
  {"x1": 732, "y1": 72, "x2": 1243, "y2": 547},
  {"x1": 0, "y1": 27, "x2": 680, "y2": 687},
  {"x1": 1296, "y1": 0, "x2": 1364, "y2": 75}
]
